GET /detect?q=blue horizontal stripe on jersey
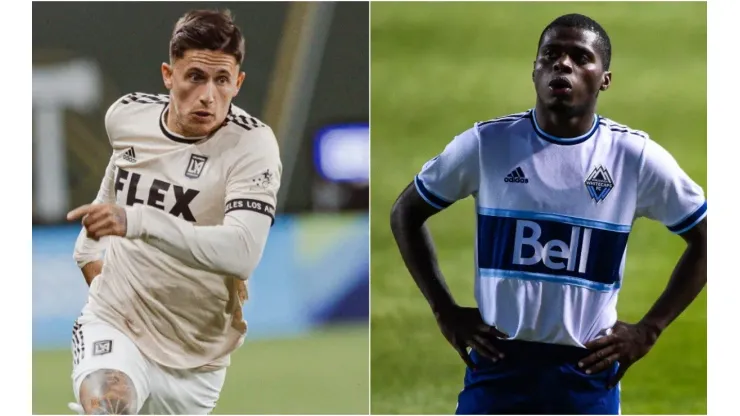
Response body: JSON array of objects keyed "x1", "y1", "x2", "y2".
[
  {"x1": 479, "y1": 268, "x2": 620, "y2": 292},
  {"x1": 414, "y1": 175, "x2": 452, "y2": 210},
  {"x1": 477, "y1": 213, "x2": 629, "y2": 287},
  {"x1": 477, "y1": 208, "x2": 632, "y2": 233},
  {"x1": 668, "y1": 201, "x2": 707, "y2": 234}
]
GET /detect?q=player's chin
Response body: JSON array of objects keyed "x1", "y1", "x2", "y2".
[
  {"x1": 545, "y1": 99, "x2": 575, "y2": 115},
  {"x1": 187, "y1": 117, "x2": 218, "y2": 133},
  {"x1": 184, "y1": 123, "x2": 215, "y2": 137}
]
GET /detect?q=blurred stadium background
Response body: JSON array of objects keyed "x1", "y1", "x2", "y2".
[
  {"x1": 32, "y1": 2, "x2": 368, "y2": 414},
  {"x1": 370, "y1": 2, "x2": 706, "y2": 414}
]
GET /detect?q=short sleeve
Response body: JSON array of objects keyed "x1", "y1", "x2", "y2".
[
  {"x1": 635, "y1": 138, "x2": 706, "y2": 234},
  {"x1": 224, "y1": 127, "x2": 282, "y2": 225},
  {"x1": 414, "y1": 126, "x2": 480, "y2": 210}
]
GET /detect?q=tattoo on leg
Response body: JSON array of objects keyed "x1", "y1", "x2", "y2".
[{"x1": 80, "y1": 369, "x2": 137, "y2": 415}]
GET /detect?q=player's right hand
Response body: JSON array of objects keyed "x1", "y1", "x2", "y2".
[
  {"x1": 67, "y1": 203, "x2": 128, "y2": 240},
  {"x1": 433, "y1": 305, "x2": 508, "y2": 371}
]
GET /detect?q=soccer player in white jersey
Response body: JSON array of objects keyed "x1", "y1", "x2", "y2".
[
  {"x1": 64, "y1": 10, "x2": 281, "y2": 415},
  {"x1": 390, "y1": 13, "x2": 706, "y2": 414}
]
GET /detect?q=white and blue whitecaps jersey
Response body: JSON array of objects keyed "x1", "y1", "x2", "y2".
[{"x1": 415, "y1": 109, "x2": 707, "y2": 347}]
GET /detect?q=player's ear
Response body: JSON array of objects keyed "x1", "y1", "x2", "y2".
[
  {"x1": 600, "y1": 71, "x2": 612, "y2": 91},
  {"x1": 161, "y1": 63, "x2": 174, "y2": 90},
  {"x1": 234, "y1": 71, "x2": 246, "y2": 96}
]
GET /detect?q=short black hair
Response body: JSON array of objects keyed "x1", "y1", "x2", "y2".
[{"x1": 537, "y1": 13, "x2": 612, "y2": 70}]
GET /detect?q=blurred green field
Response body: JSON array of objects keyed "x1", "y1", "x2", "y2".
[
  {"x1": 33, "y1": 325, "x2": 368, "y2": 414},
  {"x1": 371, "y1": 2, "x2": 706, "y2": 415}
]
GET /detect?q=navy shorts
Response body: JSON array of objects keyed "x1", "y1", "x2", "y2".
[{"x1": 455, "y1": 340, "x2": 620, "y2": 415}]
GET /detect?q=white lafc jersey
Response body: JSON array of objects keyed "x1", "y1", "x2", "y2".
[
  {"x1": 74, "y1": 92, "x2": 281, "y2": 370},
  {"x1": 415, "y1": 109, "x2": 706, "y2": 347}
]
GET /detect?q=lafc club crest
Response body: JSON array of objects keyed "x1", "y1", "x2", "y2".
[
  {"x1": 185, "y1": 154, "x2": 208, "y2": 179},
  {"x1": 584, "y1": 165, "x2": 614, "y2": 203}
]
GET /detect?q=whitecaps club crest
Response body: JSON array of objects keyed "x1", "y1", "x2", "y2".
[{"x1": 584, "y1": 165, "x2": 614, "y2": 203}]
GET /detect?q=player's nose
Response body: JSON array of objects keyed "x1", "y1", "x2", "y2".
[
  {"x1": 199, "y1": 83, "x2": 215, "y2": 106},
  {"x1": 553, "y1": 56, "x2": 574, "y2": 74}
]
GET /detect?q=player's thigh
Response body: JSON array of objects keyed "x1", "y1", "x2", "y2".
[
  {"x1": 556, "y1": 362, "x2": 620, "y2": 415},
  {"x1": 456, "y1": 381, "x2": 536, "y2": 414},
  {"x1": 144, "y1": 366, "x2": 227, "y2": 415},
  {"x1": 455, "y1": 351, "x2": 539, "y2": 414},
  {"x1": 71, "y1": 318, "x2": 150, "y2": 413}
]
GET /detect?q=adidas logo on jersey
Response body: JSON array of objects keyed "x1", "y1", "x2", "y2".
[
  {"x1": 122, "y1": 147, "x2": 136, "y2": 163},
  {"x1": 504, "y1": 167, "x2": 528, "y2": 184}
]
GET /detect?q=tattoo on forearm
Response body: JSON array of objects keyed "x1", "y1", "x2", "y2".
[{"x1": 80, "y1": 369, "x2": 137, "y2": 415}]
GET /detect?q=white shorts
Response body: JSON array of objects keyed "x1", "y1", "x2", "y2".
[{"x1": 71, "y1": 306, "x2": 226, "y2": 415}]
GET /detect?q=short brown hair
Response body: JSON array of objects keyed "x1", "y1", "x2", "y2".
[{"x1": 169, "y1": 9, "x2": 245, "y2": 65}]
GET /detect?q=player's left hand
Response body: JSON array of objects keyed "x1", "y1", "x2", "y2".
[
  {"x1": 579, "y1": 320, "x2": 660, "y2": 389},
  {"x1": 67, "y1": 203, "x2": 128, "y2": 240}
]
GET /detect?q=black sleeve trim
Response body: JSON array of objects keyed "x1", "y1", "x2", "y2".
[{"x1": 225, "y1": 198, "x2": 276, "y2": 225}]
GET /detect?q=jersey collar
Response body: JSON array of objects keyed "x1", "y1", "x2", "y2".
[{"x1": 529, "y1": 108, "x2": 600, "y2": 146}]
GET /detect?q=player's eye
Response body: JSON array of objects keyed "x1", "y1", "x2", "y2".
[{"x1": 188, "y1": 73, "x2": 204, "y2": 82}]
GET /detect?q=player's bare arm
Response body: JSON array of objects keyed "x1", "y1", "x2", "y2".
[
  {"x1": 81, "y1": 260, "x2": 104, "y2": 286},
  {"x1": 79, "y1": 369, "x2": 137, "y2": 414},
  {"x1": 390, "y1": 182, "x2": 507, "y2": 369},
  {"x1": 580, "y1": 217, "x2": 707, "y2": 388}
]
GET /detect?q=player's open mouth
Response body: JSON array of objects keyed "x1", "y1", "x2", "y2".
[{"x1": 548, "y1": 77, "x2": 573, "y2": 95}]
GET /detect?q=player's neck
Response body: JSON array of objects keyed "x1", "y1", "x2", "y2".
[{"x1": 533, "y1": 102, "x2": 596, "y2": 139}]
